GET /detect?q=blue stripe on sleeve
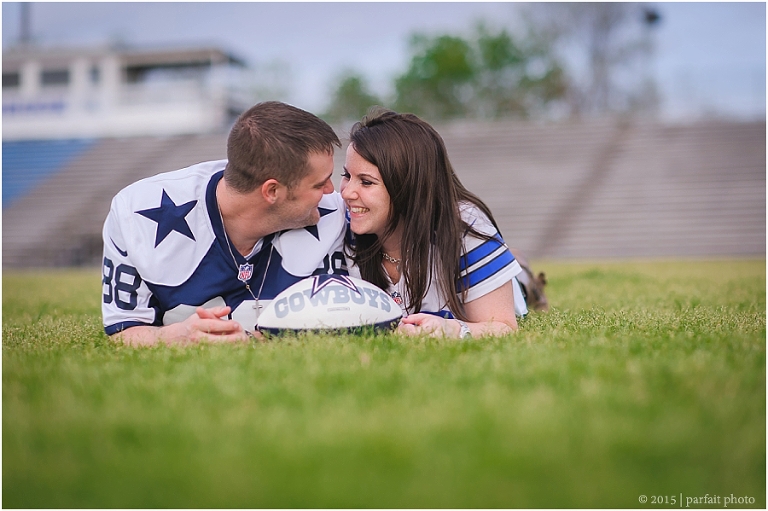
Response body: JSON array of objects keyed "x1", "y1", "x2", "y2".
[
  {"x1": 457, "y1": 248, "x2": 515, "y2": 292},
  {"x1": 460, "y1": 233, "x2": 510, "y2": 270}
]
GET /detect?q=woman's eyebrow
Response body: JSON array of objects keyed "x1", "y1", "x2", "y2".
[{"x1": 343, "y1": 165, "x2": 380, "y2": 181}]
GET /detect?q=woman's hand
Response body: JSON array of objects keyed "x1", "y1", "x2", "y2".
[{"x1": 397, "y1": 313, "x2": 461, "y2": 338}]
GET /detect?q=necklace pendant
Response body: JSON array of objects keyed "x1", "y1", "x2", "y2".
[{"x1": 237, "y1": 263, "x2": 254, "y2": 283}]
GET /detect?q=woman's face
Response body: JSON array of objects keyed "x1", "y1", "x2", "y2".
[{"x1": 340, "y1": 144, "x2": 392, "y2": 240}]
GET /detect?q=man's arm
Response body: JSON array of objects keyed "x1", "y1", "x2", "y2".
[
  {"x1": 103, "y1": 196, "x2": 254, "y2": 346},
  {"x1": 111, "y1": 306, "x2": 254, "y2": 346}
]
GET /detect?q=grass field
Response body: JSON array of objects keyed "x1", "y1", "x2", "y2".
[{"x1": 3, "y1": 260, "x2": 765, "y2": 508}]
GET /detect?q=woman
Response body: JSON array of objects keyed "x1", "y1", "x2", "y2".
[{"x1": 340, "y1": 108, "x2": 528, "y2": 338}]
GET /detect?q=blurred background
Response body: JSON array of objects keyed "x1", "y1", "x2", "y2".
[{"x1": 2, "y1": 2, "x2": 765, "y2": 267}]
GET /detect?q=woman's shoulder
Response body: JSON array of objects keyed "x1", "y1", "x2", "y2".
[{"x1": 458, "y1": 201, "x2": 497, "y2": 237}]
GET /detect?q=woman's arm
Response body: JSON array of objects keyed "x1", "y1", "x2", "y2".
[{"x1": 397, "y1": 280, "x2": 518, "y2": 338}]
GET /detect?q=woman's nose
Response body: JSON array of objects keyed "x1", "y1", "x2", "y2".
[{"x1": 341, "y1": 181, "x2": 355, "y2": 199}]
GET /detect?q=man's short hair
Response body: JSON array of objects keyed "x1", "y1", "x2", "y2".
[{"x1": 224, "y1": 101, "x2": 340, "y2": 193}]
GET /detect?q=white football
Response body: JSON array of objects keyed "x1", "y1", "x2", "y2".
[{"x1": 257, "y1": 274, "x2": 402, "y2": 335}]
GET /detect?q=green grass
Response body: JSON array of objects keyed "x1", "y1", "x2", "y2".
[{"x1": 3, "y1": 260, "x2": 765, "y2": 508}]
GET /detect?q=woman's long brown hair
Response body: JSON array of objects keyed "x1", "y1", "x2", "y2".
[{"x1": 345, "y1": 107, "x2": 500, "y2": 321}]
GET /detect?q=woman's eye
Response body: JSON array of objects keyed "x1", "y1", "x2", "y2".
[
  {"x1": 361, "y1": 180, "x2": 373, "y2": 186},
  {"x1": 340, "y1": 171, "x2": 350, "y2": 180}
]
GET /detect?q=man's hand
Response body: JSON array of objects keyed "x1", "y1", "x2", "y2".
[
  {"x1": 112, "y1": 306, "x2": 261, "y2": 346},
  {"x1": 181, "y1": 305, "x2": 255, "y2": 342}
]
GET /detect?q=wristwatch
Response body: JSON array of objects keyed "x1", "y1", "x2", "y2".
[{"x1": 456, "y1": 319, "x2": 472, "y2": 339}]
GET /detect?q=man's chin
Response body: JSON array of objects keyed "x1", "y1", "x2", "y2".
[
  {"x1": 286, "y1": 211, "x2": 319, "y2": 230},
  {"x1": 304, "y1": 210, "x2": 320, "y2": 227}
]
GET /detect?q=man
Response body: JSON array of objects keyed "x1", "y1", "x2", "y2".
[{"x1": 102, "y1": 101, "x2": 347, "y2": 345}]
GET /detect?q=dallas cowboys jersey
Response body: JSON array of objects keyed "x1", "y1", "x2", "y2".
[
  {"x1": 347, "y1": 203, "x2": 528, "y2": 318},
  {"x1": 102, "y1": 159, "x2": 347, "y2": 335}
]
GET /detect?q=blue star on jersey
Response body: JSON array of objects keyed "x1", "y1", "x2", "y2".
[
  {"x1": 304, "y1": 207, "x2": 336, "y2": 240},
  {"x1": 136, "y1": 189, "x2": 197, "y2": 247},
  {"x1": 102, "y1": 160, "x2": 349, "y2": 336}
]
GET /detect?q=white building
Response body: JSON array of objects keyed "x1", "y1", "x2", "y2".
[{"x1": 2, "y1": 44, "x2": 252, "y2": 140}]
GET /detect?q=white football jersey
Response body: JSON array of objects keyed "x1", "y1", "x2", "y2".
[
  {"x1": 347, "y1": 203, "x2": 528, "y2": 318},
  {"x1": 102, "y1": 160, "x2": 347, "y2": 335}
]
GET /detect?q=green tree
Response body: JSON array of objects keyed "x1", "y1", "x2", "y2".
[
  {"x1": 474, "y1": 25, "x2": 526, "y2": 116},
  {"x1": 474, "y1": 24, "x2": 566, "y2": 118},
  {"x1": 393, "y1": 26, "x2": 566, "y2": 120},
  {"x1": 394, "y1": 34, "x2": 475, "y2": 119},
  {"x1": 323, "y1": 71, "x2": 383, "y2": 123}
]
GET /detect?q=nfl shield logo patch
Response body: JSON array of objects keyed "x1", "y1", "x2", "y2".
[{"x1": 237, "y1": 263, "x2": 254, "y2": 283}]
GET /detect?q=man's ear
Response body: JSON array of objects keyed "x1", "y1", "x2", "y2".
[{"x1": 261, "y1": 179, "x2": 282, "y2": 204}]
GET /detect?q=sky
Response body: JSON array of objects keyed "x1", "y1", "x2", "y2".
[{"x1": 2, "y1": 2, "x2": 765, "y2": 120}]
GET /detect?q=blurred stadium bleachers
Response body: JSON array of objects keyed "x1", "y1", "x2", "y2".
[
  {"x1": 3, "y1": 139, "x2": 95, "y2": 206},
  {"x1": 3, "y1": 118, "x2": 764, "y2": 268},
  {"x1": 440, "y1": 117, "x2": 766, "y2": 260}
]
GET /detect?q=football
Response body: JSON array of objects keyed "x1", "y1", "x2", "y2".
[{"x1": 257, "y1": 274, "x2": 402, "y2": 335}]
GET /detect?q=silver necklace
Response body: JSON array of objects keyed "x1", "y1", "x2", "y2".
[
  {"x1": 382, "y1": 251, "x2": 401, "y2": 266},
  {"x1": 218, "y1": 205, "x2": 274, "y2": 316},
  {"x1": 381, "y1": 250, "x2": 402, "y2": 273}
]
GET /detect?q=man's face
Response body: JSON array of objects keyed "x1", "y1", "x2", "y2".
[{"x1": 277, "y1": 150, "x2": 335, "y2": 230}]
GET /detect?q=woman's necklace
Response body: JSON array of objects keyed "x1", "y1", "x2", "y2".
[
  {"x1": 218, "y1": 205, "x2": 274, "y2": 317},
  {"x1": 381, "y1": 251, "x2": 401, "y2": 268},
  {"x1": 381, "y1": 250, "x2": 402, "y2": 284},
  {"x1": 382, "y1": 251, "x2": 407, "y2": 316}
]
